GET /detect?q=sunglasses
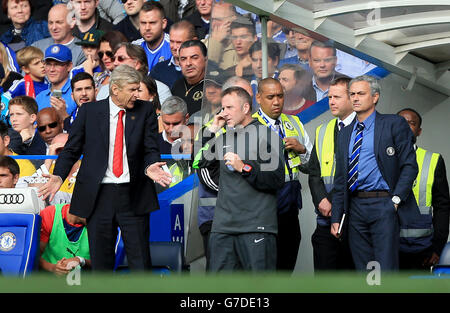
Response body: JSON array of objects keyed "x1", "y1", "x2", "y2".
[
  {"x1": 98, "y1": 51, "x2": 115, "y2": 60},
  {"x1": 115, "y1": 55, "x2": 131, "y2": 62},
  {"x1": 38, "y1": 122, "x2": 58, "y2": 132}
]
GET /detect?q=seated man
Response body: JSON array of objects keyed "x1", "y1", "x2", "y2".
[
  {"x1": 0, "y1": 155, "x2": 20, "y2": 188},
  {"x1": 278, "y1": 63, "x2": 315, "y2": 113},
  {"x1": 36, "y1": 108, "x2": 64, "y2": 155},
  {"x1": 39, "y1": 203, "x2": 90, "y2": 275},
  {"x1": 71, "y1": 29, "x2": 104, "y2": 78}
]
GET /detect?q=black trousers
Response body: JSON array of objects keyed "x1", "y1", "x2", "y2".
[
  {"x1": 399, "y1": 246, "x2": 433, "y2": 271},
  {"x1": 311, "y1": 224, "x2": 354, "y2": 272},
  {"x1": 276, "y1": 210, "x2": 301, "y2": 272},
  {"x1": 86, "y1": 184, "x2": 151, "y2": 271}
]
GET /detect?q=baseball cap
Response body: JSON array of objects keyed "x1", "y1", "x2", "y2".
[
  {"x1": 44, "y1": 44, "x2": 72, "y2": 63},
  {"x1": 75, "y1": 29, "x2": 105, "y2": 47}
]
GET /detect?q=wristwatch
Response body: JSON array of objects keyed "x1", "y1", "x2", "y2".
[
  {"x1": 241, "y1": 164, "x2": 252, "y2": 176},
  {"x1": 392, "y1": 195, "x2": 401, "y2": 205}
]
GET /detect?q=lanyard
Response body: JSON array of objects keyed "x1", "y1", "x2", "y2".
[{"x1": 257, "y1": 109, "x2": 285, "y2": 139}]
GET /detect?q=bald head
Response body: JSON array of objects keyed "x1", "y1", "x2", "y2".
[
  {"x1": 37, "y1": 108, "x2": 63, "y2": 145},
  {"x1": 48, "y1": 4, "x2": 75, "y2": 44},
  {"x1": 258, "y1": 77, "x2": 282, "y2": 93},
  {"x1": 223, "y1": 76, "x2": 253, "y2": 98}
]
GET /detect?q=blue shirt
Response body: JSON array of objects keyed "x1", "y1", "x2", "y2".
[
  {"x1": 149, "y1": 57, "x2": 182, "y2": 89},
  {"x1": 3, "y1": 78, "x2": 49, "y2": 101},
  {"x1": 70, "y1": 65, "x2": 103, "y2": 80},
  {"x1": 132, "y1": 33, "x2": 172, "y2": 72},
  {"x1": 348, "y1": 111, "x2": 389, "y2": 191},
  {"x1": 35, "y1": 79, "x2": 77, "y2": 115},
  {"x1": 278, "y1": 55, "x2": 312, "y2": 73}
]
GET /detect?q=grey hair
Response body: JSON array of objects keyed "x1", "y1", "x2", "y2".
[
  {"x1": 161, "y1": 96, "x2": 188, "y2": 115},
  {"x1": 222, "y1": 76, "x2": 251, "y2": 91},
  {"x1": 109, "y1": 65, "x2": 142, "y2": 94},
  {"x1": 349, "y1": 75, "x2": 381, "y2": 97}
]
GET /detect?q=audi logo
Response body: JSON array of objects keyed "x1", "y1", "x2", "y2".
[{"x1": 0, "y1": 194, "x2": 25, "y2": 205}]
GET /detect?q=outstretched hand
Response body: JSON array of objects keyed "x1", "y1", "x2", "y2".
[
  {"x1": 38, "y1": 174, "x2": 63, "y2": 202},
  {"x1": 146, "y1": 162, "x2": 173, "y2": 187}
]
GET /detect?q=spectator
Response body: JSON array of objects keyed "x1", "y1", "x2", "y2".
[
  {"x1": 132, "y1": 1, "x2": 172, "y2": 71},
  {"x1": 249, "y1": 40, "x2": 280, "y2": 104},
  {"x1": 278, "y1": 63, "x2": 315, "y2": 115},
  {"x1": 0, "y1": 0, "x2": 50, "y2": 51},
  {"x1": 71, "y1": 0, "x2": 113, "y2": 39},
  {"x1": 0, "y1": 155, "x2": 19, "y2": 188},
  {"x1": 159, "y1": 0, "x2": 195, "y2": 23},
  {"x1": 158, "y1": 96, "x2": 189, "y2": 155},
  {"x1": 267, "y1": 20, "x2": 286, "y2": 44},
  {"x1": 36, "y1": 44, "x2": 77, "y2": 116},
  {"x1": 52, "y1": 0, "x2": 126, "y2": 25},
  {"x1": 184, "y1": 0, "x2": 212, "y2": 40},
  {"x1": 64, "y1": 72, "x2": 96, "y2": 131},
  {"x1": 280, "y1": 27, "x2": 298, "y2": 60},
  {"x1": 70, "y1": 29, "x2": 104, "y2": 78},
  {"x1": 32, "y1": 4, "x2": 86, "y2": 67},
  {"x1": 0, "y1": 0, "x2": 52, "y2": 35},
  {"x1": 39, "y1": 203, "x2": 90, "y2": 275},
  {"x1": 0, "y1": 120, "x2": 35, "y2": 177},
  {"x1": 223, "y1": 15, "x2": 257, "y2": 81},
  {"x1": 138, "y1": 75, "x2": 163, "y2": 133},
  {"x1": 303, "y1": 40, "x2": 345, "y2": 102},
  {"x1": 8, "y1": 95, "x2": 46, "y2": 155},
  {"x1": 171, "y1": 40, "x2": 207, "y2": 116},
  {"x1": 2, "y1": 47, "x2": 48, "y2": 109},
  {"x1": 203, "y1": 1, "x2": 237, "y2": 70},
  {"x1": 113, "y1": 0, "x2": 145, "y2": 42},
  {"x1": 96, "y1": 42, "x2": 172, "y2": 104},
  {"x1": 36, "y1": 107, "x2": 64, "y2": 153},
  {"x1": 279, "y1": 30, "x2": 314, "y2": 72},
  {"x1": 95, "y1": 30, "x2": 128, "y2": 88},
  {"x1": 150, "y1": 20, "x2": 197, "y2": 89},
  {"x1": 0, "y1": 41, "x2": 22, "y2": 93}
]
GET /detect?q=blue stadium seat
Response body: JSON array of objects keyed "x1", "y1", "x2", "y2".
[
  {"x1": 0, "y1": 213, "x2": 41, "y2": 277},
  {"x1": 0, "y1": 188, "x2": 43, "y2": 277},
  {"x1": 432, "y1": 242, "x2": 450, "y2": 275}
]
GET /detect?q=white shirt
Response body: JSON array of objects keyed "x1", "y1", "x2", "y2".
[
  {"x1": 258, "y1": 109, "x2": 312, "y2": 165},
  {"x1": 337, "y1": 111, "x2": 356, "y2": 131},
  {"x1": 102, "y1": 97, "x2": 130, "y2": 184}
]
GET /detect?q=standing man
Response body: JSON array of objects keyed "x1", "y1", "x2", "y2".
[
  {"x1": 197, "y1": 86, "x2": 285, "y2": 272},
  {"x1": 171, "y1": 40, "x2": 207, "y2": 116},
  {"x1": 32, "y1": 4, "x2": 86, "y2": 67},
  {"x1": 38, "y1": 65, "x2": 172, "y2": 271},
  {"x1": 132, "y1": 1, "x2": 172, "y2": 71},
  {"x1": 150, "y1": 20, "x2": 198, "y2": 89},
  {"x1": 253, "y1": 78, "x2": 312, "y2": 272},
  {"x1": 397, "y1": 108, "x2": 450, "y2": 270},
  {"x1": 113, "y1": 0, "x2": 146, "y2": 42},
  {"x1": 331, "y1": 75, "x2": 419, "y2": 271},
  {"x1": 308, "y1": 77, "x2": 355, "y2": 271}
]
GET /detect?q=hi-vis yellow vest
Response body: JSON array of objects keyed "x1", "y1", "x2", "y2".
[
  {"x1": 400, "y1": 147, "x2": 438, "y2": 239},
  {"x1": 315, "y1": 119, "x2": 337, "y2": 192},
  {"x1": 253, "y1": 112, "x2": 306, "y2": 182},
  {"x1": 413, "y1": 147, "x2": 439, "y2": 214}
]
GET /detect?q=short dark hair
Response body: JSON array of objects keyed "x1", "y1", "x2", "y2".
[
  {"x1": 0, "y1": 120, "x2": 8, "y2": 138},
  {"x1": 330, "y1": 76, "x2": 351, "y2": 89},
  {"x1": 100, "y1": 30, "x2": 129, "y2": 48},
  {"x1": 0, "y1": 156, "x2": 20, "y2": 177},
  {"x1": 397, "y1": 108, "x2": 422, "y2": 127},
  {"x1": 170, "y1": 20, "x2": 197, "y2": 40},
  {"x1": 230, "y1": 15, "x2": 256, "y2": 37},
  {"x1": 71, "y1": 72, "x2": 95, "y2": 90},
  {"x1": 9, "y1": 96, "x2": 38, "y2": 115},
  {"x1": 279, "y1": 63, "x2": 308, "y2": 82},
  {"x1": 221, "y1": 86, "x2": 252, "y2": 112},
  {"x1": 179, "y1": 40, "x2": 207, "y2": 57},
  {"x1": 249, "y1": 40, "x2": 280, "y2": 62},
  {"x1": 309, "y1": 40, "x2": 337, "y2": 56},
  {"x1": 141, "y1": 1, "x2": 166, "y2": 19}
]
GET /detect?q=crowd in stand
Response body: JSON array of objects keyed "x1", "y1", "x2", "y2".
[{"x1": 0, "y1": 0, "x2": 447, "y2": 276}]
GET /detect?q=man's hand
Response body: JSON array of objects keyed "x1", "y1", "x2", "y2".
[
  {"x1": 146, "y1": 162, "x2": 173, "y2": 187},
  {"x1": 224, "y1": 152, "x2": 244, "y2": 172},
  {"x1": 54, "y1": 258, "x2": 70, "y2": 276},
  {"x1": 284, "y1": 137, "x2": 306, "y2": 154},
  {"x1": 211, "y1": 20, "x2": 231, "y2": 43},
  {"x1": 331, "y1": 222, "x2": 341, "y2": 239},
  {"x1": 423, "y1": 252, "x2": 440, "y2": 268},
  {"x1": 208, "y1": 111, "x2": 226, "y2": 133},
  {"x1": 50, "y1": 96, "x2": 69, "y2": 121},
  {"x1": 38, "y1": 174, "x2": 63, "y2": 202},
  {"x1": 318, "y1": 198, "x2": 332, "y2": 217}
]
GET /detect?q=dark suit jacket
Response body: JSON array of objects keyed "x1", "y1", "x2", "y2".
[
  {"x1": 331, "y1": 111, "x2": 420, "y2": 225},
  {"x1": 53, "y1": 98, "x2": 161, "y2": 219}
]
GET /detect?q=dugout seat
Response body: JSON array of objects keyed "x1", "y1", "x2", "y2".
[
  {"x1": 0, "y1": 188, "x2": 42, "y2": 277},
  {"x1": 432, "y1": 242, "x2": 450, "y2": 275}
]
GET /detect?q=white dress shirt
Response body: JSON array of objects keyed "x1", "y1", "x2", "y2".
[
  {"x1": 102, "y1": 97, "x2": 130, "y2": 184},
  {"x1": 337, "y1": 111, "x2": 356, "y2": 131}
]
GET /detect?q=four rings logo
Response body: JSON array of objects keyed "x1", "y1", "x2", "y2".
[{"x1": 0, "y1": 193, "x2": 25, "y2": 204}]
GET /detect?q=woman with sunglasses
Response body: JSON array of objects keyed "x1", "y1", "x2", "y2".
[{"x1": 94, "y1": 30, "x2": 128, "y2": 88}]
